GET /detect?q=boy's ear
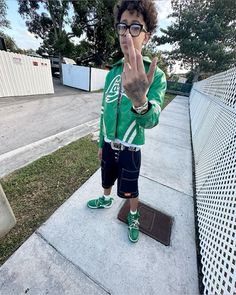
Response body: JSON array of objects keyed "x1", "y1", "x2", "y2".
[{"x1": 143, "y1": 33, "x2": 151, "y2": 45}]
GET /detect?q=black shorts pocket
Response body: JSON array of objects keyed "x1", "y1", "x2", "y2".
[
  {"x1": 132, "y1": 150, "x2": 141, "y2": 170},
  {"x1": 118, "y1": 168, "x2": 139, "y2": 197}
]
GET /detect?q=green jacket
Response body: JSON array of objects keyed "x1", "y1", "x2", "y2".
[{"x1": 99, "y1": 56, "x2": 167, "y2": 148}]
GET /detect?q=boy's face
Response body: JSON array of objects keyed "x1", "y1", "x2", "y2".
[{"x1": 118, "y1": 10, "x2": 150, "y2": 57}]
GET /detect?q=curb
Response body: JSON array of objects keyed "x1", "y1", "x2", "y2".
[{"x1": 0, "y1": 118, "x2": 100, "y2": 178}]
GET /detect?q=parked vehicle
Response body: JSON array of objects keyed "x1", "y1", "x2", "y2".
[{"x1": 41, "y1": 55, "x2": 76, "y2": 77}]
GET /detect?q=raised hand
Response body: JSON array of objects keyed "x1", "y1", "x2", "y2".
[{"x1": 121, "y1": 33, "x2": 157, "y2": 107}]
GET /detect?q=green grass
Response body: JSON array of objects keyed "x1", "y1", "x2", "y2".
[
  {"x1": 0, "y1": 92, "x2": 176, "y2": 266},
  {"x1": 0, "y1": 135, "x2": 100, "y2": 265},
  {"x1": 163, "y1": 93, "x2": 176, "y2": 109}
]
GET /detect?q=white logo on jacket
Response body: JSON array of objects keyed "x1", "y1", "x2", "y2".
[
  {"x1": 105, "y1": 74, "x2": 130, "y2": 104},
  {"x1": 105, "y1": 75, "x2": 121, "y2": 103}
]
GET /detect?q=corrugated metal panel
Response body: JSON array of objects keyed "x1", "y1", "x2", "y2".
[
  {"x1": 190, "y1": 67, "x2": 236, "y2": 295},
  {"x1": 0, "y1": 51, "x2": 54, "y2": 97}
]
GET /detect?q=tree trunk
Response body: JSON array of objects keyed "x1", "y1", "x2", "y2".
[{"x1": 192, "y1": 67, "x2": 200, "y2": 82}]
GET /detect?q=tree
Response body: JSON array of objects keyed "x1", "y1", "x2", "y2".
[
  {"x1": 0, "y1": 31, "x2": 19, "y2": 52},
  {"x1": 142, "y1": 41, "x2": 169, "y2": 78},
  {"x1": 18, "y1": 0, "x2": 73, "y2": 80},
  {"x1": 18, "y1": 0, "x2": 121, "y2": 69},
  {"x1": 0, "y1": 0, "x2": 10, "y2": 30},
  {"x1": 72, "y1": 0, "x2": 121, "y2": 66},
  {"x1": 0, "y1": 30, "x2": 38, "y2": 54},
  {"x1": 154, "y1": 0, "x2": 236, "y2": 81}
]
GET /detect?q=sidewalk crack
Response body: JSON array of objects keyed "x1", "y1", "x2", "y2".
[
  {"x1": 140, "y1": 174, "x2": 193, "y2": 198},
  {"x1": 35, "y1": 231, "x2": 111, "y2": 294}
]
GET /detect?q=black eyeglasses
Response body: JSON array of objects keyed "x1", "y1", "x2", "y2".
[{"x1": 116, "y1": 22, "x2": 147, "y2": 37}]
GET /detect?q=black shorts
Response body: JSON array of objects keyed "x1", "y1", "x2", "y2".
[{"x1": 101, "y1": 142, "x2": 141, "y2": 199}]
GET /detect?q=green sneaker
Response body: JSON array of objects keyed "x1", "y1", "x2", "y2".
[
  {"x1": 127, "y1": 211, "x2": 140, "y2": 243},
  {"x1": 87, "y1": 196, "x2": 114, "y2": 209}
]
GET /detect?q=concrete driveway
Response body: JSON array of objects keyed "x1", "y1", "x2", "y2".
[{"x1": 0, "y1": 79, "x2": 102, "y2": 155}]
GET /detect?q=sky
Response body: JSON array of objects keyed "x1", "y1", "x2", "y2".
[{"x1": 3, "y1": 0, "x2": 186, "y2": 73}]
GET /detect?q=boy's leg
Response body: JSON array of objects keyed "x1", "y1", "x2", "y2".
[
  {"x1": 130, "y1": 195, "x2": 139, "y2": 212},
  {"x1": 87, "y1": 142, "x2": 117, "y2": 209},
  {"x1": 104, "y1": 187, "x2": 112, "y2": 196},
  {"x1": 117, "y1": 149, "x2": 141, "y2": 242},
  {"x1": 127, "y1": 196, "x2": 140, "y2": 243}
]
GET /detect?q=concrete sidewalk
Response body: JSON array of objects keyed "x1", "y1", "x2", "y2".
[{"x1": 0, "y1": 96, "x2": 199, "y2": 295}]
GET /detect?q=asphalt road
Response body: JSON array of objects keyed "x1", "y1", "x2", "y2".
[{"x1": 0, "y1": 79, "x2": 102, "y2": 155}]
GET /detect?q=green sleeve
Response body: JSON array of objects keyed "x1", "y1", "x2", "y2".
[
  {"x1": 99, "y1": 73, "x2": 109, "y2": 148},
  {"x1": 133, "y1": 67, "x2": 167, "y2": 129},
  {"x1": 98, "y1": 96, "x2": 105, "y2": 148}
]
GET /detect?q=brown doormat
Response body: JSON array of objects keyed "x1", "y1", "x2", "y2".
[{"x1": 118, "y1": 200, "x2": 173, "y2": 246}]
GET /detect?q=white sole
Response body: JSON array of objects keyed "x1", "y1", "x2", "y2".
[{"x1": 87, "y1": 203, "x2": 113, "y2": 209}]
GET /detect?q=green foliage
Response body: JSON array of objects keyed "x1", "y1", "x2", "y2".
[
  {"x1": 17, "y1": 0, "x2": 121, "y2": 66},
  {"x1": 18, "y1": 0, "x2": 72, "y2": 57},
  {"x1": 72, "y1": 0, "x2": 121, "y2": 66},
  {"x1": 0, "y1": 30, "x2": 40, "y2": 55},
  {"x1": 0, "y1": 0, "x2": 10, "y2": 30},
  {"x1": 169, "y1": 74, "x2": 179, "y2": 82},
  {"x1": 0, "y1": 31, "x2": 18, "y2": 52},
  {"x1": 18, "y1": 0, "x2": 75, "y2": 81},
  {"x1": 142, "y1": 41, "x2": 169, "y2": 78},
  {"x1": 154, "y1": 0, "x2": 236, "y2": 81}
]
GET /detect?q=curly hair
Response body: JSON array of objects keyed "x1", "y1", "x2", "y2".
[{"x1": 114, "y1": 0, "x2": 158, "y2": 34}]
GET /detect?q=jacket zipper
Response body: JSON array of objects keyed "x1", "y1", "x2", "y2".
[{"x1": 115, "y1": 80, "x2": 122, "y2": 139}]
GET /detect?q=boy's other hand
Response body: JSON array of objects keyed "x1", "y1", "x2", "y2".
[
  {"x1": 98, "y1": 148, "x2": 102, "y2": 160},
  {"x1": 121, "y1": 33, "x2": 157, "y2": 107}
]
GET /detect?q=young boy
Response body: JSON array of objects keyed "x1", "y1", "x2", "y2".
[{"x1": 87, "y1": 0, "x2": 166, "y2": 243}]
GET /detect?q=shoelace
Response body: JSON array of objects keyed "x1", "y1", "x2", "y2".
[
  {"x1": 129, "y1": 218, "x2": 140, "y2": 229},
  {"x1": 96, "y1": 197, "x2": 109, "y2": 206},
  {"x1": 96, "y1": 197, "x2": 105, "y2": 206}
]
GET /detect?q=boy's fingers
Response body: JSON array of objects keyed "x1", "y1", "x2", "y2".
[
  {"x1": 123, "y1": 62, "x2": 131, "y2": 83},
  {"x1": 124, "y1": 62, "x2": 132, "y2": 72},
  {"x1": 147, "y1": 57, "x2": 157, "y2": 84},
  {"x1": 135, "y1": 49, "x2": 145, "y2": 74},
  {"x1": 121, "y1": 71, "x2": 126, "y2": 84},
  {"x1": 126, "y1": 33, "x2": 137, "y2": 71}
]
